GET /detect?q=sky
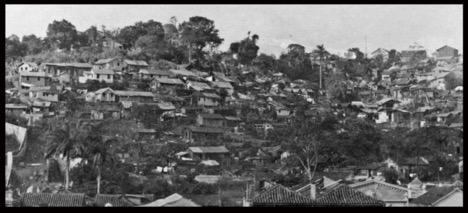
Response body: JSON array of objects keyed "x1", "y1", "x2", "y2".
[{"x1": 6, "y1": 4, "x2": 463, "y2": 57}]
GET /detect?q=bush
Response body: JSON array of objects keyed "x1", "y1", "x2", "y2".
[{"x1": 382, "y1": 168, "x2": 399, "y2": 184}]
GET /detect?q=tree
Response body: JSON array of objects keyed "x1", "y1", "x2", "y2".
[
  {"x1": 5, "y1": 35, "x2": 27, "y2": 60},
  {"x1": 45, "y1": 119, "x2": 89, "y2": 191},
  {"x1": 117, "y1": 20, "x2": 165, "y2": 48},
  {"x1": 382, "y1": 168, "x2": 399, "y2": 184},
  {"x1": 278, "y1": 43, "x2": 315, "y2": 82},
  {"x1": 348, "y1": 47, "x2": 365, "y2": 62},
  {"x1": 21, "y1": 34, "x2": 43, "y2": 55},
  {"x1": 179, "y1": 16, "x2": 224, "y2": 62},
  {"x1": 312, "y1": 44, "x2": 331, "y2": 90},
  {"x1": 252, "y1": 53, "x2": 276, "y2": 74},
  {"x1": 46, "y1": 19, "x2": 78, "y2": 50},
  {"x1": 87, "y1": 126, "x2": 116, "y2": 195},
  {"x1": 231, "y1": 33, "x2": 260, "y2": 65}
]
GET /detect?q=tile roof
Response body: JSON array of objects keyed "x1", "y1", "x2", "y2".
[
  {"x1": 189, "y1": 146, "x2": 229, "y2": 153},
  {"x1": 154, "y1": 77, "x2": 184, "y2": 85},
  {"x1": 411, "y1": 186, "x2": 460, "y2": 206},
  {"x1": 349, "y1": 179, "x2": 408, "y2": 202},
  {"x1": 252, "y1": 184, "x2": 314, "y2": 206},
  {"x1": 187, "y1": 125, "x2": 225, "y2": 134},
  {"x1": 313, "y1": 184, "x2": 385, "y2": 207},
  {"x1": 170, "y1": 69, "x2": 198, "y2": 77},
  {"x1": 124, "y1": 59, "x2": 148, "y2": 66},
  {"x1": 200, "y1": 92, "x2": 220, "y2": 99},
  {"x1": 114, "y1": 90, "x2": 154, "y2": 97},
  {"x1": 199, "y1": 113, "x2": 224, "y2": 119},
  {"x1": 139, "y1": 69, "x2": 173, "y2": 76},
  {"x1": 92, "y1": 68, "x2": 115, "y2": 75},
  {"x1": 44, "y1": 62, "x2": 93, "y2": 68},
  {"x1": 20, "y1": 193, "x2": 86, "y2": 207},
  {"x1": 5, "y1": 103, "x2": 28, "y2": 109},
  {"x1": 211, "y1": 81, "x2": 233, "y2": 89},
  {"x1": 94, "y1": 194, "x2": 135, "y2": 207},
  {"x1": 94, "y1": 58, "x2": 118, "y2": 65},
  {"x1": 157, "y1": 102, "x2": 175, "y2": 111},
  {"x1": 94, "y1": 87, "x2": 114, "y2": 94},
  {"x1": 188, "y1": 81, "x2": 212, "y2": 91}
]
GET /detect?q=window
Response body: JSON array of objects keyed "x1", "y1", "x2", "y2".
[
  {"x1": 37, "y1": 77, "x2": 40, "y2": 81},
  {"x1": 107, "y1": 75, "x2": 110, "y2": 79},
  {"x1": 26, "y1": 77, "x2": 30, "y2": 81},
  {"x1": 97, "y1": 74, "x2": 100, "y2": 78}
]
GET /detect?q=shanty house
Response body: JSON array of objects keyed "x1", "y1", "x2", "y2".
[
  {"x1": 435, "y1": 45, "x2": 459, "y2": 62},
  {"x1": 79, "y1": 68, "x2": 114, "y2": 84},
  {"x1": 114, "y1": 90, "x2": 154, "y2": 103},
  {"x1": 93, "y1": 58, "x2": 125, "y2": 71},
  {"x1": 86, "y1": 87, "x2": 116, "y2": 102},
  {"x1": 139, "y1": 69, "x2": 173, "y2": 79},
  {"x1": 150, "y1": 77, "x2": 185, "y2": 94},
  {"x1": 187, "y1": 146, "x2": 229, "y2": 162},
  {"x1": 19, "y1": 71, "x2": 51, "y2": 87},
  {"x1": 183, "y1": 125, "x2": 225, "y2": 143},
  {"x1": 196, "y1": 113, "x2": 225, "y2": 127},
  {"x1": 124, "y1": 59, "x2": 148, "y2": 72},
  {"x1": 192, "y1": 92, "x2": 221, "y2": 107},
  {"x1": 43, "y1": 63, "x2": 93, "y2": 85},
  {"x1": 17, "y1": 62, "x2": 39, "y2": 72}
]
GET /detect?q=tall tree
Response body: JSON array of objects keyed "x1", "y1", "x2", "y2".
[
  {"x1": 179, "y1": 16, "x2": 224, "y2": 62},
  {"x1": 312, "y1": 44, "x2": 330, "y2": 90},
  {"x1": 46, "y1": 19, "x2": 78, "y2": 50},
  {"x1": 45, "y1": 119, "x2": 89, "y2": 191}
]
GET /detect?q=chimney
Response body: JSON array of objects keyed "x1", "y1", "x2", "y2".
[{"x1": 310, "y1": 184, "x2": 317, "y2": 200}]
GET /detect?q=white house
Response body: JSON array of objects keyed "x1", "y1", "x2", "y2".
[
  {"x1": 85, "y1": 87, "x2": 116, "y2": 102},
  {"x1": 80, "y1": 69, "x2": 115, "y2": 84},
  {"x1": 17, "y1": 62, "x2": 39, "y2": 72}
]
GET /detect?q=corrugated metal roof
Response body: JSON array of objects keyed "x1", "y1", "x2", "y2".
[{"x1": 20, "y1": 193, "x2": 86, "y2": 207}]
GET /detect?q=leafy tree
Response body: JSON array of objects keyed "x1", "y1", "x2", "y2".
[
  {"x1": 46, "y1": 19, "x2": 78, "y2": 50},
  {"x1": 278, "y1": 43, "x2": 315, "y2": 81},
  {"x1": 252, "y1": 53, "x2": 276, "y2": 74},
  {"x1": 348, "y1": 47, "x2": 365, "y2": 62},
  {"x1": 21, "y1": 34, "x2": 43, "y2": 55},
  {"x1": 87, "y1": 127, "x2": 116, "y2": 195},
  {"x1": 231, "y1": 33, "x2": 260, "y2": 65},
  {"x1": 312, "y1": 44, "x2": 331, "y2": 90},
  {"x1": 179, "y1": 16, "x2": 224, "y2": 62},
  {"x1": 5, "y1": 35, "x2": 27, "y2": 60},
  {"x1": 117, "y1": 20, "x2": 165, "y2": 48}
]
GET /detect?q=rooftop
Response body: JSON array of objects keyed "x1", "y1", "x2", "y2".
[{"x1": 188, "y1": 146, "x2": 229, "y2": 153}]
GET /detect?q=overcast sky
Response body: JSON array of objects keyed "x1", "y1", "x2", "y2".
[{"x1": 6, "y1": 4, "x2": 463, "y2": 56}]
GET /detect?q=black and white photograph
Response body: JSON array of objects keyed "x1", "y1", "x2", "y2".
[{"x1": 4, "y1": 4, "x2": 463, "y2": 207}]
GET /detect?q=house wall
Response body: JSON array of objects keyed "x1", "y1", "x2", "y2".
[
  {"x1": 20, "y1": 76, "x2": 49, "y2": 87},
  {"x1": 19, "y1": 64, "x2": 36, "y2": 72},
  {"x1": 434, "y1": 191, "x2": 463, "y2": 207},
  {"x1": 96, "y1": 91, "x2": 116, "y2": 102},
  {"x1": 94, "y1": 73, "x2": 114, "y2": 83},
  {"x1": 30, "y1": 91, "x2": 59, "y2": 102},
  {"x1": 197, "y1": 97, "x2": 219, "y2": 107},
  {"x1": 437, "y1": 48, "x2": 458, "y2": 59}
]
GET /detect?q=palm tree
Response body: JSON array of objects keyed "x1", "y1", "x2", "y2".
[
  {"x1": 89, "y1": 135, "x2": 116, "y2": 195},
  {"x1": 313, "y1": 45, "x2": 330, "y2": 90},
  {"x1": 45, "y1": 119, "x2": 88, "y2": 191}
]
